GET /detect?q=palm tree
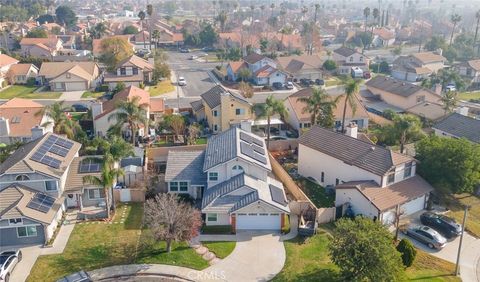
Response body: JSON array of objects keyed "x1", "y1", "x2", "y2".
[
  {"x1": 474, "y1": 10, "x2": 480, "y2": 55},
  {"x1": 250, "y1": 5, "x2": 255, "y2": 22},
  {"x1": 35, "y1": 101, "x2": 79, "y2": 139},
  {"x1": 138, "y1": 11, "x2": 147, "y2": 49},
  {"x1": 391, "y1": 114, "x2": 424, "y2": 154},
  {"x1": 314, "y1": 3, "x2": 320, "y2": 24},
  {"x1": 83, "y1": 156, "x2": 124, "y2": 219},
  {"x1": 254, "y1": 95, "x2": 288, "y2": 149},
  {"x1": 372, "y1": 8, "x2": 380, "y2": 26},
  {"x1": 152, "y1": 29, "x2": 160, "y2": 50},
  {"x1": 109, "y1": 96, "x2": 149, "y2": 145},
  {"x1": 298, "y1": 87, "x2": 338, "y2": 127},
  {"x1": 363, "y1": 7, "x2": 371, "y2": 32},
  {"x1": 449, "y1": 13, "x2": 462, "y2": 46},
  {"x1": 340, "y1": 79, "x2": 360, "y2": 133},
  {"x1": 147, "y1": 4, "x2": 154, "y2": 50},
  {"x1": 270, "y1": 3, "x2": 275, "y2": 19},
  {"x1": 440, "y1": 91, "x2": 458, "y2": 114},
  {"x1": 217, "y1": 11, "x2": 227, "y2": 32}
]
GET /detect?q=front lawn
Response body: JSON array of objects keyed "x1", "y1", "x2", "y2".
[
  {"x1": 201, "y1": 241, "x2": 236, "y2": 259},
  {"x1": 149, "y1": 80, "x2": 175, "y2": 97},
  {"x1": 325, "y1": 78, "x2": 342, "y2": 87},
  {"x1": 0, "y1": 85, "x2": 62, "y2": 99},
  {"x1": 274, "y1": 226, "x2": 460, "y2": 282},
  {"x1": 81, "y1": 91, "x2": 105, "y2": 99},
  {"x1": 458, "y1": 91, "x2": 480, "y2": 101},
  {"x1": 444, "y1": 194, "x2": 480, "y2": 238},
  {"x1": 27, "y1": 203, "x2": 209, "y2": 281}
]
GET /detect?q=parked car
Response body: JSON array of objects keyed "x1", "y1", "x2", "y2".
[
  {"x1": 315, "y1": 79, "x2": 324, "y2": 86},
  {"x1": 403, "y1": 225, "x2": 447, "y2": 249},
  {"x1": 285, "y1": 81, "x2": 294, "y2": 89},
  {"x1": 446, "y1": 84, "x2": 456, "y2": 92},
  {"x1": 420, "y1": 212, "x2": 462, "y2": 239},
  {"x1": 189, "y1": 55, "x2": 198, "y2": 60},
  {"x1": 71, "y1": 104, "x2": 89, "y2": 112},
  {"x1": 178, "y1": 77, "x2": 187, "y2": 86},
  {"x1": 0, "y1": 250, "x2": 22, "y2": 282},
  {"x1": 57, "y1": 270, "x2": 91, "y2": 282},
  {"x1": 202, "y1": 46, "x2": 215, "y2": 52},
  {"x1": 272, "y1": 82, "x2": 283, "y2": 89},
  {"x1": 267, "y1": 136, "x2": 287, "y2": 141},
  {"x1": 286, "y1": 130, "x2": 299, "y2": 138},
  {"x1": 179, "y1": 48, "x2": 190, "y2": 53}
]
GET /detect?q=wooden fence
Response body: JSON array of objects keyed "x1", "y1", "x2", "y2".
[
  {"x1": 268, "y1": 139, "x2": 299, "y2": 152},
  {"x1": 113, "y1": 189, "x2": 145, "y2": 203}
]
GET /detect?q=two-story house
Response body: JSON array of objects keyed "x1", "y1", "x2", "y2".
[
  {"x1": 298, "y1": 126, "x2": 433, "y2": 225},
  {"x1": 226, "y1": 53, "x2": 287, "y2": 86},
  {"x1": 191, "y1": 85, "x2": 253, "y2": 133},
  {"x1": 165, "y1": 127, "x2": 290, "y2": 231},
  {"x1": 371, "y1": 28, "x2": 396, "y2": 47},
  {"x1": 0, "y1": 133, "x2": 81, "y2": 247},
  {"x1": 38, "y1": 61, "x2": 101, "y2": 92},
  {"x1": 276, "y1": 54, "x2": 324, "y2": 82},
  {"x1": 457, "y1": 59, "x2": 480, "y2": 85},
  {"x1": 392, "y1": 52, "x2": 446, "y2": 82},
  {"x1": 0, "y1": 54, "x2": 19, "y2": 89},
  {"x1": 103, "y1": 55, "x2": 154, "y2": 90},
  {"x1": 365, "y1": 75, "x2": 442, "y2": 111},
  {"x1": 19, "y1": 36, "x2": 63, "y2": 58},
  {"x1": 332, "y1": 47, "x2": 370, "y2": 75}
]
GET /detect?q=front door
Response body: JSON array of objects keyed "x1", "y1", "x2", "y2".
[
  {"x1": 66, "y1": 194, "x2": 80, "y2": 208},
  {"x1": 196, "y1": 186, "x2": 204, "y2": 199}
]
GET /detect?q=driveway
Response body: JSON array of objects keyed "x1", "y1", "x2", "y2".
[{"x1": 203, "y1": 231, "x2": 285, "y2": 282}]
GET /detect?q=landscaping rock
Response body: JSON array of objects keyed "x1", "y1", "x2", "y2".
[
  {"x1": 208, "y1": 258, "x2": 221, "y2": 265},
  {"x1": 195, "y1": 246, "x2": 208, "y2": 255},
  {"x1": 202, "y1": 251, "x2": 216, "y2": 261}
]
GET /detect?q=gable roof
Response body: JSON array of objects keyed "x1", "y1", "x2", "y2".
[
  {"x1": 277, "y1": 55, "x2": 323, "y2": 74},
  {"x1": 39, "y1": 62, "x2": 99, "y2": 80},
  {"x1": 202, "y1": 173, "x2": 246, "y2": 209},
  {"x1": 433, "y1": 113, "x2": 480, "y2": 143},
  {"x1": 64, "y1": 156, "x2": 103, "y2": 193},
  {"x1": 336, "y1": 175, "x2": 433, "y2": 212},
  {"x1": 50, "y1": 64, "x2": 93, "y2": 82},
  {"x1": 0, "y1": 98, "x2": 44, "y2": 137},
  {"x1": 299, "y1": 126, "x2": 413, "y2": 176},
  {"x1": 7, "y1": 63, "x2": 37, "y2": 76},
  {"x1": 0, "y1": 54, "x2": 19, "y2": 68},
  {"x1": 406, "y1": 102, "x2": 446, "y2": 121},
  {"x1": 366, "y1": 75, "x2": 439, "y2": 98},
  {"x1": 165, "y1": 150, "x2": 207, "y2": 186},
  {"x1": 334, "y1": 47, "x2": 357, "y2": 57},
  {"x1": 254, "y1": 65, "x2": 282, "y2": 78},
  {"x1": 116, "y1": 55, "x2": 153, "y2": 71},
  {"x1": 228, "y1": 61, "x2": 248, "y2": 73},
  {"x1": 19, "y1": 36, "x2": 60, "y2": 49},
  {"x1": 467, "y1": 59, "x2": 480, "y2": 71},
  {"x1": 200, "y1": 85, "x2": 250, "y2": 109},
  {"x1": 94, "y1": 85, "x2": 150, "y2": 120},
  {"x1": 411, "y1": 52, "x2": 445, "y2": 64},
  {"x1": 243, "y1": 53, "x2": 267, "y2": 64},
  {"x1": 373, "y1": 28, "x2": 395, "y2": 40}
]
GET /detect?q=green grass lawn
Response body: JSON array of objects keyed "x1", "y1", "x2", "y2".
[
  {"x1": 149, "y1": 80, "x2": 175, "y2": 97},
  {"x1": 201, "y1": 241, "x2": 236, "y2": 259},
  {"x1": 296, "y1": 178, "x2": 335, "y2": 208},
  {"x1": 325, "y1": 78, "x2": 342, "y2": 87},
  {"x1": 443, "y1": 194, "x2": 480, "y2": 238},
  {"x1": 0, "y1": 85, "x2": 62, "y2": 99},
  {"x1": 27, "y1": 203, "x2": 209, "y2": 281},
  {"x1": 196, "y1": 137, "x2": 207, "y2": 145},
  {"x1": 274, "y1": 226, "x2": 460, "y2": 282},
  {"x1": 458, "y1": 91, "x2": 480, "y2": 101},
  {"x1": 81, "y1": 91, "x2": 105, "y2": 99}
]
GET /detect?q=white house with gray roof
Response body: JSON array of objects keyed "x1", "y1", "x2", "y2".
[
  {"x1": 165, "y1": 127, "x2": 290, "y2": 231},
  {"x1": 433, "y1": 112, "x2": 480, "y2": 144}
]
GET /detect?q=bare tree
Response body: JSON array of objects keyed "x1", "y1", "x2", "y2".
[
  {"x1": 144, "y1": 194, "x2": 202, "y2": 253},
  {"x1": 239, "y1": 81, "x2": 254, "y2": 98},
  {"x1": 168, "y1": 115, "x2": 185, "y2": 141},
  {"x1": 187, "y1": 124, "x2": 200, "y2": 145}
]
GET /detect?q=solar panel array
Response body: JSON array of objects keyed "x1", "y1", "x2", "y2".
[
  {"x1": 269, "y1": 184, "x2": 288, "y2": 206},
  {"x1": 79, "y1": 159, "x2": 101, "y2": 173},
  {"x1": 240, "y1": 142, "x2": 268, "y2": 164},
  {"x1": 27, "y1": 193, "x2": 56, "y2": 213},
  {"x1": 29, "y1": 135, "x2": 74, "y2": 169},
  {"x1": 240, "y1": 132, "x2": 263, "y2": 147}
]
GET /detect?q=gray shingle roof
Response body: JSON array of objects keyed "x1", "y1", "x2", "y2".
[
  {"x1": 366, "y1": 75, "x2": 438, "y2": 98},
  {"x1": 230, "y1": 191, "x2": 259, "y2": 212},
  {"x1": 299, "y1": 126, "x2": 413, "y2": 176},
  {"x1": 433, "y1": 113, "x2": 480, "y2": 143},
  {"x1": 334, "y1": 47, "x2": 357, "y2": 57},
  {"x1": 165, "y1": 150, "x2": 207, "y2": 186},
  {"x1": 202, "y1": 173, "x2": 246, "y2": 209},
  {"x1": 190, "y1": 99, "x2": 204, "y2": 112},
  {"x1": 203, "y1": 127, "x2": 237, "y2": 171},
  {"x1": 200, "y1": 85, "x2": 250, "y2": 109},
  {"x1": 243, "y1": 53, "x2": 266, "y2": 64},
  {"x1": 0, "y1": 137, "x2": 43, "y2": 175}
]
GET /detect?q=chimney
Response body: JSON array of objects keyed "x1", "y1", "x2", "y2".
[
  {"x1": 345, "y1": 123, "x2": 358, "y2": 139},
  {"x1": 434, "y1": 48, "x2": 443, "y2": 56},
  {"x1": 240, "y1": 120, "x2": 252, "y2": 132},
  {"x1": 31, "y1": 126, "x2": 45, "y2": 140},
  {"x1": 455, "y1": 106, "x2": 469, "y2": 116},
  {"x1": 0, "y1": 118, "x2": 10, "y2": 136},
  {"x1": 434, "y1": 83, "x2": 442, "y2": 95},
  {"x1": 91, "y1": 102, "x2": 103, "y2": 119}
]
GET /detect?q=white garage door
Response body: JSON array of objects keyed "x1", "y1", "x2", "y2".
[
  {"x1": 402, "y1": 195, "x2": 426, "y2": 215},
  {"x1": 66, "y1": 82, "x2": 87, "y2": 91},
  {"x1": 236, "y1": 213, "x2": 281, "y2": 230}
]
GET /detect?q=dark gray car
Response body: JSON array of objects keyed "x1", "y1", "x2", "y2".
[{"x1": 403, "y1": 225, "x2": 447, "y2": 249}]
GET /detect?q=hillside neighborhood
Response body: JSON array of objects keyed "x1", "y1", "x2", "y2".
[{"x1": 0, "y1": 0, "x2": 480, "y2": 282}]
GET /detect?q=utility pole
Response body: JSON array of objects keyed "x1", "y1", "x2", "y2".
[
  {"x1": 455, "y1": 206, "x2": 469, "y2": 276},
  {"x1": 176, "y1": 73, "x2": 180, "y2": 110}
]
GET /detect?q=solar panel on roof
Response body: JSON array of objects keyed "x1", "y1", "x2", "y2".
[
  {"x1": 240, "y1": 142, "x2": 268, "y2": 164},
  {"x1": 269, "y1": 184, "x2": 288, "y2": 206},
  {"x1": 27, "y1": 193, "x2": 56, "y2": 213},
  {"x1": 79, "y1": 159, "x2": 101, "y2": 173},
  {"x1": 39, "y1": 155, "x2": 61, "y2": 169},
  {"x1": 55, "y1": 138, "x2": 74, "y2": 149},
  {"x1": 49, "y1": 144, "x2": 69, "y2": 157}
]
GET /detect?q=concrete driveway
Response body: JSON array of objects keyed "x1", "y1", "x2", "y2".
[{"x1": 204, "y1": 231, "x2": 285, "y2": 282}]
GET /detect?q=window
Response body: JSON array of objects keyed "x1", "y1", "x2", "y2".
[
  {"x1": 16, "y1": 174, "x2": 30, "y2": 181},
  {"x1": 235, "y1": 108, "x2": 245, "y2": 116},
  {"x1": 120, "y1": 67, "x2": 126, "y2": 75},
  {"x1": 179, "y1": 182, "x2": 188, "y2": 192},
  {"x1": 213, "y1": 124, "x2": 218, "y2": 131},
  {"x1": 349, "y1": 57, "x2": 353, "y2": 62},
  {"x1": 88, "y1": 188, "x2": 105, "y2": 199},
  {"x1": 170, "y1": 182, "x2": 179, "y2": 191},
  {"x1": 132, "y1": 67, "x2": 138, "y2": 75},
  {"x1": 9, "y1": 218, "x2": 22, "y2": 225},
  {"x1": 270, "y1": 213, "x2": 279, "y2": 216},
  {"x1": 335, "y1": 178, "x2": 340, "y2": 185},
  {"x1": 45, "y1": 180, "x2": 57, "y2": 191},
  {"x1": 303, "y1": 123, "x2": 311, "y2": 128},
  {"x1": 17, "y1": 226, "x2": 37, "y2": 237},
  {"x1": 209, "y1": 172, "x2": 218, "y2": 181},
  {"x1": 232, "y1": 165, "x2": 243, "y2": 173},
  {"x1": 212, "y1": 110, "x2": 218, "y2": 117},
  {"x1": 321, "y1": 172, "x2": 325, "y2": 182},
  {"x1": 360, "y1": 56, "x2": 363, "y2": 62},
  {"x1": 207, "y1": 213, "x2": 217, "y2": 221},
  {"x1": 404, "y1": 162, "x2": 413, "y2": 178},
  {"x1": 387, "y1": 172, "x2": 395, "y2": 184}
]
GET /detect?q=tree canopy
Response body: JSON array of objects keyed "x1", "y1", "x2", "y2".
[
  {"x1": 415, "y1": 136, "x2": 480, "y2": 194},
  {"x1": 123, "y1": 25, "x2": 139, "y2": 35},
  {"x1": 99, "y1": 37, "x2": 134, "y2": 71},
  {"x1": 26, "y1": 29, "x2": 48, "y2": 38},
  {"x1": 330, "y1": 217, "x2": 405, "y2": 281},
  {"x1": 55, "y1": 5, "x2": 77, "y2": 27}
]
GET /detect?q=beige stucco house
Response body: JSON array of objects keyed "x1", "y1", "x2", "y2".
[
  {"x1": 333, "y1": 47, "x2": 370, "y2": 75},
  {"x1": 7, "y1": 64, "x2": 39, "y2": 85},
  {"x1": 38, "y1": 62, "x2": 101, "y2": 91},
  {"x1": 103, "y1": 55, "x2": 154, "y2": 90}
]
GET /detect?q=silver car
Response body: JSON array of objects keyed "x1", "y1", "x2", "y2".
[
  {"x1": 403, "y1": 225, "x2": 447, "y2": 249},
  {"x1": 0, "y1": 250, "x2": 22, "y2": 282}
]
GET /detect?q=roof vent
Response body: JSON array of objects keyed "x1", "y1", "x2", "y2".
[{"x1": 370, "y1": 146, "x2": 375, "y2": 151}]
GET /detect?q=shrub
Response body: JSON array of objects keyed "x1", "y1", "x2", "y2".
[
  {"x1": 98, "y1": 84, "x2": 109, "y2": 92},
  {"x1": 323, "y1": 59, "x2": 337, "y2": 71},
  {"x1": 139, "y1": 81, "x2": 145, "y2": 89},
  {"x1": 396, "y1": 239, "x2": 417, "y2": 267},
  {"x1": 26, "y1": 77, "x2": 36, "y2": 86}
]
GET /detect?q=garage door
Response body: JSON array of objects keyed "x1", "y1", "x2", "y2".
[
  {"x1": 236, "y1": 213, "x2": 281, "y2": 230},
  {"x1": 402, "y1": 195, "x2": 426, "y2": 215},
  {"x1": 66, "y1": 82, "x2": 87, "y2": 91}
]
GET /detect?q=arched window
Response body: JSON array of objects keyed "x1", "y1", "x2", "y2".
[
  {"x1": 232, "y1": 165, "x2": 244, "y2": 172},
  {"x1": 15, "y1": 174, "x2": 30, "y2": 181}
]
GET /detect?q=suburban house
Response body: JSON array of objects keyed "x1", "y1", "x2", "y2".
[
  {"x1": 103, "y1": 55, "x2": 154, "y2": 90},
  {"x1": 332, "y1": 47, "x2": 370, "y2": 75},
  {"x1": 19, "y1": 36, "x2": 63, "y2": 58},
  {"x1": 371, "y1": 28, "x2": 396, "y2": 47},
  {"x1": 365, "y1": 76, "x2": 442, "y2": 111},
  {"x1": 456, "y1": 59, "x2": 480, "y2": 85},
  {"x1": 226, "y1": 61, "x2": 248, "y2": 82},
  {"x1": 0, "y1": 98, "x2": 53, "y2": 144},
  {"x1": 226, "y1": 53, "x2": 287, "y2": 86},
  {"x1": 92, "y1": 85, "x2": 150, "y2": 138},
  {"x1": 191, "y1": 85, "x2": 253, "y2": 133},
  {"x1": 284, "y1": 88, "x2": 369, "y2": 132},
  {"x1": 405, "y1": 101, "x2": 447, "y2": 122},
  {"x1": 0, "y1": 133, "x2": 81, "y2": 247},
  {"x1": 0, "y1": 53, "x2": 19, "y2": 88},
  {"x1": 392, "y1": 52, "x2": 446, "y2": 82},
  {"x1": 165, "y1": 127, "x2": 290, "y2": 231},
  {"x1": 276, "y1": 54, "x2": 324, "y2": 82},
  {"x1": 298, "y1": 126, "x2": 433, "y2": 225},
  {"x1": 433, "y1": 111, "x2": 480, "y2": 144},
  {"x1": 149, "y1": 99, "x2": 166, "y2": 124},
  {"x1": 7, "y1": 63, "x2": 39, "y2": 85},
  {"x1": 38, "y1": 61, "x2": 101, "y2": 92}
]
